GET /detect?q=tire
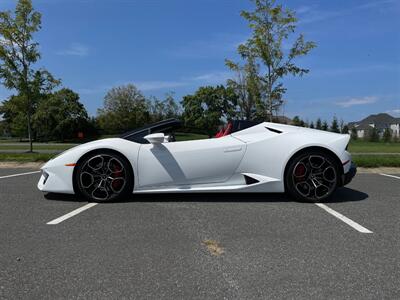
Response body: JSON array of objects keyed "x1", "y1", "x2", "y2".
[
  {"x1": 74, "y1": 150, "x2": 133, "y2": 202},
  {"x1": 285, "y1": 150, "x2": 339, "y2": 202}
]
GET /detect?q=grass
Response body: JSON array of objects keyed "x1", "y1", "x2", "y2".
[
  {"x1": 0, "y1": 153, "x2": 56, "y2": 162},
  {"x1": 352, "y1": 154, "x2": 400, "y2": 168},
  {"x1": 348, "y1": 140, "x2": 400, "y2": 153}
]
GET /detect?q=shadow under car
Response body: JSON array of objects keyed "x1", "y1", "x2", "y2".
[{"x1": 43, "y1": 187, "x2": 368, "y2": 204}]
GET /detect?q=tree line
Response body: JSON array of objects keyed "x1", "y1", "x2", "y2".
[
  {"x1": 291, "y1": 115, "x2": 397, "y2": 143},
  {"x1": 0, "y1": 0, "x2": 323, "y2": 146},
  {"x1": 291, "y1": 115, "x2": 348, "y2": 133}
]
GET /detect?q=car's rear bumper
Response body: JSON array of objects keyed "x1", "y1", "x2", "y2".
[{"x1": 342, "y1": 162, "x2": 357, "y2": 186}]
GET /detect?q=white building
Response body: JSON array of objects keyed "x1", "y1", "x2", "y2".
[{"x1": 348, "y1": 113, "x2": 400, "y2": 139}]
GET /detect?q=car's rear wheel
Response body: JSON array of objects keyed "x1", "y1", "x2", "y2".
[
  {"x1": 285, "y1": 150, "x2": 339, "y2": 202},
  {"x1": 75, "y1": 151, "x2": 133, "y2": 202}
]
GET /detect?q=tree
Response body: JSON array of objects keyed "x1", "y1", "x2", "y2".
[
  {"x1": 0, "y1": 70, "x2": 57, "y2": 139},
  {"x1": 322, "y1": 120, "x2": 329, "y2": 131},
  {"x1": 97, "y1": 84, "x2": 150, "y2": 134},
  {"x1": 181, "y1": 85, "x2": 238, "y2": 137},
  {"x1": 368, "y1": 126, "x2": 380, "y2": 142},
  {"x1": 0, "y1": 119, "x2": 9, "y2": 137},
  {"x1": 316, "y1": 118, "x2": 322, "y2": 130},
  {"x1": 0, "y1": 0, "x2": 58, "y2": 151},
  {"x1": 351, "y1": 127, "x2": 358, "y2": 140},
  {"x1": 33, "y1": 88, "x2": 90, "y2": 141},
  {"x1": 149, "y1": 92, "x2": 180, "y2": 123},
  {"x1": 292, "y1": 115, "x2": 305, "y2": 127},
  {"x1": 149, "y1": 95, "x2": 165, "y2": 123},
  {"x1": 226, "y1": 54, "x2": 261, "y2": 120},
  {"x1": 330, "y1": 116, "x2": 340, "y2": 133},
  {"x1": 382, "y1": 128, "x2": 392, "y2": 143},
  {"x1": 235, "y1": 0, "x2": 316, "y2": 121},
  {"x1": 0, "y1": 94, "x2": 27, "y2": 137},
  {"x1": 339, "y1": 119, "x2": 344, "y2": 133},
  {"x1": 309, "y1": 121, "x2": 314, "y2": 129},
  {"x1": 341, "y1": 124, "x2": 349, "y2": 134},
  {"x1": 162, "y1": 92, "x2": 180, "y2": 119}
]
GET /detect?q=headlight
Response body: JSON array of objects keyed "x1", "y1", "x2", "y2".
[{"x1": 42, "y1": 170, "x2": 49, "y2": 184}]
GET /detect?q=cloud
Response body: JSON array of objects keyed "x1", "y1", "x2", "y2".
[
  {"x1": 335, "y1": 96, "x2": 378, "y2": 108},
  {"x1": 386, "y1": 109, "x2": 400, "y2": 117},
  {"x1": 296, "y1": 5, "x2": 314, "y2": 14},
  {"x1": 57, "y1": 43, "x2": 89, "y2": 57},
  {"x1": 77, "y1": 70, "x2": 233, "y2": 95},
  {"x1": 312, "y1": 64, "x2": 398, "y2": 77},
  {"x1": 298, "y1": 10, "x2": 343, "y2": 25},
  {"x1": 357, "y1": 0, "x2": 398, "y2": 9},
  {"x1": 135, "y1": 81, "x2": 187, "y2": 91},
  {"x1": 297, "y1": 0, "x2": 397, "y2": 24},
  {"x1": 125, "y1": 70, "x2": 233, "y2": 91},
  {"x1": 190, "y1": 71, "x2": 231, "y2": 85},
  {"x1": 77, "y1": 86, "x2": 109, "y2": 95},
  {"x1": 167, "y1": 34, "x2": 246, "y2": 59}
]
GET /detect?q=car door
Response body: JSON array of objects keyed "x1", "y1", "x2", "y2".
[{"x1": 137, "y1": 136, "x2": 246, "y2": 188}]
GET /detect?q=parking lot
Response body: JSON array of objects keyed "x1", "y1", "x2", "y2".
[{"x1": 0, "y1": 168, "x2": 399, "y2": 299}]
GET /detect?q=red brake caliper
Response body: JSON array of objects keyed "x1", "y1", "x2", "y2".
[
  {"x1": 294, "y1": 164, "x2": 306, "y2": 182},
  {"x1": 111, "y1": 163, "x2": 123, "y2": 190}
]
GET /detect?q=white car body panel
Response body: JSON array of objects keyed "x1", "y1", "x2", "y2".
[
  {"x1": 137, "y1": 136, "x2": 245, "y2": 188},
  {"x1": 38, "y1": 122, "x2": 353, "y2": 195},
  {"x1": 38, "y1": 138, "x2": 141, "y2": 194}
]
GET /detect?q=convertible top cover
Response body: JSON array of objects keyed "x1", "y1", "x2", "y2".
[
  {"x1": 120, "y1": 118, "x2": 261, "y2": 143},
  {"x1": 120, "y1": 119, "x2": 182, "y2": 143}
]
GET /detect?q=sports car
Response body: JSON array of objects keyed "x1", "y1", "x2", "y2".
[{"x1": 38, "y1": 118, "x2": 356, "y2": 202}]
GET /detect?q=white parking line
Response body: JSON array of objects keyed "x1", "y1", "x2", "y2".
[
  {"x1": 47, "y1": 203, "x2": 98, "y2": 225},
  {"x1": 380, "y1": 173, "x2": 400, "y2": 180},
  {"x1": 315, "y1": 203, "x2": 373, "y2": 233},
  {"x1": 0, "y1": 170, "x2": 41, "y2": 179}
]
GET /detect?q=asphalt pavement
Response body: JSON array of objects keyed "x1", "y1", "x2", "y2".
[{"x1": 0, "y1": 169, "x2": 399, "y2": 299}]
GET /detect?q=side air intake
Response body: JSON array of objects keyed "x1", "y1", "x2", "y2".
[
  {"x1": 244, "y1": 175, "x2": 260, "y2": 185},
  {"x1": 265, "y1": 127, "x2": 282, "y2": 134}
]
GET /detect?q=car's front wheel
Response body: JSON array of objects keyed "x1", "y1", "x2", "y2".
[
  {"x1": 74, "y1": 151, "x2": 133, "y2": 202},
  {"x1": 285, "y1": 150, "x2": 339, "y2": 202}
]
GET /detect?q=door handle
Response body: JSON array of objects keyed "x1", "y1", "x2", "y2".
[{"x1": 224, "y1": 146, "x2": 242, "y2": 153}]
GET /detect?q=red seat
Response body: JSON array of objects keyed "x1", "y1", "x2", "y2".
[
  {"x1": 215, "y1": 129, "x2": 224, "y2": 138},
  {"x1": 222, "y1": 122, "x2": 232, "y2": 136},
  {"x1": 215, "y1": 122, "x2": 232, "y2": 138}
]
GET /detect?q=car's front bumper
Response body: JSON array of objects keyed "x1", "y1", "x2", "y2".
[
  {"x1": 37, "y1": 167, "x2": 75, "y2": 194},
  {"x1": 342, "y1": 162, "x2": 357, "y2": 186}
]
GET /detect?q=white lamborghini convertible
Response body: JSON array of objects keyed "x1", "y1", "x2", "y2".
[{"x1": 38, "y1": 119, "x2": 356, "y2": 202}]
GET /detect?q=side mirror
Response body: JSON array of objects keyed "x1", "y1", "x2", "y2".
[{"x1": 144, "y1": 133, "x2": 165, "y2": 144}]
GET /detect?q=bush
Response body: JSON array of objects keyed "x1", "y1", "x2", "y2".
[
  {"x1": 367, "y1": 127, "x2": 380, "y2": 142},
  {"x1": 382, "y1": 128, "x2": 392, "y2": 143}
]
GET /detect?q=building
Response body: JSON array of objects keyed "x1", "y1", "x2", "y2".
[{"x1": 348, "y1": 113, "x2": 400, "y2": 138}]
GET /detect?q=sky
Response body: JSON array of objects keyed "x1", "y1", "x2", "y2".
[{"x1": 0, "y1": 0, "x2": 399, "y2": 123}]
